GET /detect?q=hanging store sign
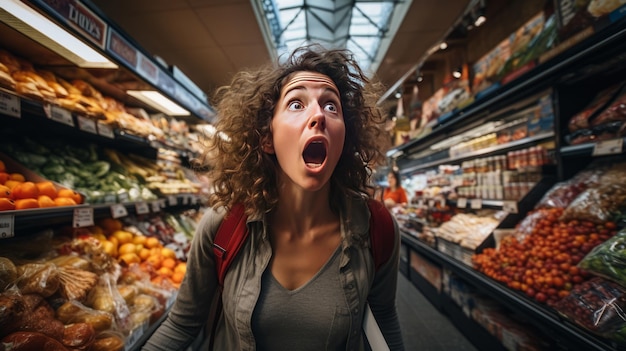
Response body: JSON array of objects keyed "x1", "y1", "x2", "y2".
[
  {"x1": 37, "y1": 0, "x2": 108, "y2": 49},
  {"x1": 107, "y1": 28, "x2": 138, "y2": 68}
]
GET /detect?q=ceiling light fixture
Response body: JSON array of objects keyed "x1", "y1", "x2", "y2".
[
  {"x1": 0, "y1": 0, "x2": 117, "y2": 68},
  {"x1": 452, "y1": 68, "x2": 462, "y2": 79},
  {"x1": 127, "y1": 90, "x2": 190, "y2": 116},
  {"x1": 439, "y1": 42, "x2": 448, "y2": 50}
]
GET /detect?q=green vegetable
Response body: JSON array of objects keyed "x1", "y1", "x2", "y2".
[{"x1": 42, "y1": 164, "x2": 65, "y2": 175}]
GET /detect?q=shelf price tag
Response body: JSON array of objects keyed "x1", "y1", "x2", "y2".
[
  {"x1": 135, "y1": 202, "x2": 150, "y2": 215},
  {"x1": 117, "y1": 192, "x2": 129, "y2": 203},
  {"x1": 111, "y1": 204, "x2": 128, "y2": 218},
  {"x1": 0, "y1": 215, "x2": 15, "y2": 239},
  {"x1": 168, "y1": 195, "x2": 178, "y2": 206},
  {"x1": 77, "y1": 116, "x2": 97, "y2": 134},
  {"x1": 73, "y1": 208, "x2": 94, "y2": 228},
  {"x1": 190, "y1": 195, "x2": 199, "y2": 205},
  {"x1": 44, "y1": 104, "x2": 74, "y2": 126},
  {"x1": 159, "y1": 199, "x2": 167, "y2": 208},
  {"x1": 593, "y1": 139, "x2": 623, "y2": 156},
  {"x1": 151, "y1": 201, "x2": 161, "y2": 212},
  {"x1": 103, "y1": 193, "x2": 117, "y2": 203},
  {"x1": 503, "y1": 201, "x2": 518, "y2": 214},
  {"x1": 470, "y1": 199, "x2": 482, "y2": 209},
  {"x1": 457, "y1": 198, "x2": 467, "y2": 208},
  {"x1": 97, "y1": 122, "x2": 115, "y2": 139},
  {"x1": 124, "y1": 323, "x2": 146, "y2": 350},
  {"x1": 0, "y1": 92, "x2": 20, "y2": 118},
  {"x1": 182, "y1": 195, "x2": 190, "y2": 205}
]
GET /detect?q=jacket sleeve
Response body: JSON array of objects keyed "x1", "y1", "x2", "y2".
[
  {"x1": 142, "y1": 208, "x2": 224, "y2": 351},
  {"x1": 367, "y1": 216, "x2": 405, "y2": 351}
]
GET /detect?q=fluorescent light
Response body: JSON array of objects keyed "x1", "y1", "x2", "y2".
[
  {"x1": 0, "y1": 1, "x2": 117, "y2": 68},
  {"x1": 127, "y1": 90, "x2": 190, "y2": 116},
  {"x1": 474, "y1": 15, "x2": 486, "y2": 27}
]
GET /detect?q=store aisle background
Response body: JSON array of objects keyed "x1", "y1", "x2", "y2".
[{"x1": 396, "y1": 273, "x2": 478, "y2": 351}]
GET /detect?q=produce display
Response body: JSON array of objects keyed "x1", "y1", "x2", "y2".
[{"x1": 0, "y1": 214, "x2": 194, "y2": 350}]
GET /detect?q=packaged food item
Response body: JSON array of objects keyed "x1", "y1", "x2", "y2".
[{"x1": 578, "y1": 230, "x2": 626, "y2": 287}]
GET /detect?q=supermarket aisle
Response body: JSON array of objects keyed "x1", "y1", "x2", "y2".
[{"x1": 396, "y1": 273, "x2": 478, "y2": 351}]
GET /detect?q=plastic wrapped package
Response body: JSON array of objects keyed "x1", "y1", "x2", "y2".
[
  {"x1": 578, "y1": 231, "x2": 626, "y2": 287},
  {"x1": 560, "y1": 183, "x2": 626, "y2": 224},
  {"x1": 567, "y1": 83, "x2": 622, "y2": 132},
  {"x1": 553, "y1": 277, "x2": 626, "y2": 343},
  {"x1": 534, "y1": 180, "x2": 588, "y2": 209}
]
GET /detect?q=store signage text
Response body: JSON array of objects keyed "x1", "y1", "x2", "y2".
[{"x1": 40, "y1": 0, "x2": 107, "y2": 48}]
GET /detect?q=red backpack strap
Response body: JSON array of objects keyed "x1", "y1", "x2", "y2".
[
  {"x1": 367, "y1": 199, "x2": 395, "y2": 271},
  {"x1": 213, "y1": 203, "x2": 249, "y2": 288}
]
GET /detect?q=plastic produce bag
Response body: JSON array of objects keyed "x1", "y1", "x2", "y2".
[
  {"x1": 560, "y1": 183, "x2": 626, "y2": 224},
  {"x1": 553, "y1": 277, "x2": 626, "y2": 343},
  {"x1": 578, "y1": 230, "x2": 626, "y2": 287}
]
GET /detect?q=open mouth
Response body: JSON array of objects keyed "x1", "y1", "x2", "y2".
[{"x1": 302, "y1": 140, "x2": 327, "y2": 168}]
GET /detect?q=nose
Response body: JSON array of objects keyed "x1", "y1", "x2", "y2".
[{"x1": 308, "y1": 104, "x2": 326, "y2": 130}]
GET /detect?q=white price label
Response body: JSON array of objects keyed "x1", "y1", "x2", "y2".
[
  {"x1": 97, "y1": 123, "x2": 115, "y2": 139},
  {"x1": 45, "y1": 104, "x2": 74, "y2": 126},
  {"x1": 135, "y1": 202, "x2": 150, "y2": 215},
  {"x1": 503, "y1": 201, "x2": 518, "y2": 214},
  {"x1": 77, "y1": 116, "x2": 98, "y2": 134},
  {"x1": 151, "y1": 201, "x2": 161, "y2": 212},
  {"x1": 0, "y1": 92, "x2": 20, "y2": 118},
  {"x1": 159, "y1": 199, "x2": 167, "y2": 208},
  {"x1": 73, "y1": 208, "x2": 94, "y2": 228},
  {"x1": 457, "y1": 198, "x2": 467, "y2": 208},
  {"x1": 182, "y1": 195, "x2": 190, "y2": 205},
  {"x1": 111, "y1": 204, "x2": 128, "y2": 218},
  {"x1": 470, "y1": 198, "x2": 483, "y2": 209},
  {"x1": 124, "y1": 324, "x2": 146, "y2": 350},
  {"x1": 168, "y1": 196, "x2": 178, "y2": 206},
  {"x1": 593, "y1": 139, "x2": 623, "y2": 156},
  {"x1": 0, "y1": 215, "x2": 15, "y2": 239}
]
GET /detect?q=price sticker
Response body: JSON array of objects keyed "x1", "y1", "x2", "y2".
[
  {"x1": 44, "y1": 104, "x2": 74, "y2": 126},
  {"x1": 470, "y1": 198, "x2": 483, "y2": 209},
  {"x1": 97, "y1": 123, "x2": 115, "y2": 139},
  {"x1": 457, "y1": 198, "x2": 467, "y2": 208},
  {"x1": 503, "y1": 201, "x2": 518, "y2": 214},
  {"x1": 182, "y1": 195, "x2": 190, "y2": 205},
  {"x1": 151, "y1": 201, "x2": 161, "y2": 212},
  {"x1": 124, "y1": 325, "x2": 145, "y2": 350},
  {"x1": 73, "y1": 208, "x2": 94, "y2": 228},
  {"x1": 77, "y1": 116, "x2": 97, "y2": 134},
  {"x1": 0, "y1": 92, "x2": 20, "y2": 118},
  {"x1": 168, "y1": 195, "x2": 178, "y2": 206},
  {"x1": 111, "y1": 204, "x2": 128, "y2": 218},
  {"x1": 159, "y1": 199, "x2": 167, "y2": 208},
  {"x1": 135, "y1": 202, "x2": 150, "y2": 215},
  {"x1": 0, "y1": 215, "x2": 15, "y2": 239},
  {"x1": 593, "y1": 139, "x2": 623, "y2": 156}
]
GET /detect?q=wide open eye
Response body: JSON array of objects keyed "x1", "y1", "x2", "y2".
[
  {"x1": 288, "y1": 101, "x2": 304, "y2": 111},
  {"x1": 324, "y1": 102, "x2": 338, "y2": 113}
]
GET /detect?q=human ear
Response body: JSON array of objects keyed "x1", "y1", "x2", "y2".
[{"x1": 262, "y1": 136, "x2": 275, "y2": 154}]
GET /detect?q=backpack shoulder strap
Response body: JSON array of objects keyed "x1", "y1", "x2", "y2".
[
  {"x1": 367, "y1": 199, "x2": 395, "y2": 271},
  {"x1": 213, "y1": 203, "x2": 249, "y2": 288}
]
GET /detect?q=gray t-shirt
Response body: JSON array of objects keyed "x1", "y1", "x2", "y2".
[{"x1": 251, "y1": 246, "x2": 349, "y2": 350}]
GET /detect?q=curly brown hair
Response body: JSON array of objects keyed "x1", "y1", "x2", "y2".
[{"x1": 201, "y1": 45, "x2": 390, "y2": 217}]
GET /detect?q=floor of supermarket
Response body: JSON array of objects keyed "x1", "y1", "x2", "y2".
[{"x1": 397, "y1": 273, "x2": 478, "y2": 351}]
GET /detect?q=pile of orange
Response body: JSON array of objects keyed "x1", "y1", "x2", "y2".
[
  {"x1": 0, "y1": 160, "x2": 83, "y2": 211},
  {"x1": 89, "y1": 218, "x2": 186, "y2": 289}
]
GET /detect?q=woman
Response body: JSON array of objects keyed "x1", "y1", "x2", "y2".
[
  {"x1": 383, "y1": 171, "x2": 408, "y2": 209},
  {"x1": 142, "y1": 46, "x2": 405, "y2": 351}
]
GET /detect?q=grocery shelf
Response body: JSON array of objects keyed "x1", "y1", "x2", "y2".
[
  {"x1": 401, "y1": 234, "x2": 618, "y2": 351},
  {"x1": 560, "y1": 138, "x2": 626, "y2": 158},
  {"x1": 0, "y1": 194, "x2": 201, "y2": 237}
]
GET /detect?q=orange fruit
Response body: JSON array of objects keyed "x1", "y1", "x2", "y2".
[
  {"x1": 171, "y1": 271, "x2": 184, "y2": 284},
  {"x1": 107, "y1": 235, "x2": 119, "y2": 248},
  {"x1": 37, "y1": 195, "x2": 56, "y2": 208},
  {"x1": 132, "y1": 235, "x2": 147, "y2": 246},
  {"x1": 10, "y1": 181, "x2": 38, "y2": 200},
  {"x1": 0, "y1": 198, "x2": 15, "y2": 211},
  {"x1": 9, "y1": 173, "x2": 25, "y2": 182},
  {"x1": 118, "y1": 243, "x2": 137, "y2": 256},
  {"x1": 99, "y1": 218, "x2": 123, "y2": 234},
  {"x1": 146, "y1": 255, "x2": 162, "y2": 269},
  {"x1": 101, "y1": 240, "x2": 117, "y2": 257},
  {"x1": 3, "y1": 180, "x2": 21, "y2": 190},
  {"x1": 57, "y1": 189, "x2": 82, "y2": 204},
  {"x1": 162, "y1": 257, "x2": 177, "y2": 270},
  {"x1": 0, "y1": 185, "x2": 11, "y2": 198},
  {"x1": 174, "y1": 262, "x2": 187, "y2": 275},
  {"x1": 0, "y1": 172, "x2": 9, "y2": 184},
  {"x1": 138, "y1": 248, "x2": 150, "y2": 261},
  {"x1": 161, "y1": 248, "x2": 176, "y2": 260},
  {"x1": 36, "y1": 181, "x2": 58, "y2": 198},
  {"x1": 156, "y1": 266, "x2": 173, "y2": 277},
  {"x1": 145, "y1": 237, "x2": 161, "y2": 249},
  {"x1": 14, "y1": 198, "x2": 39, "y2": 210},
  {"x1": 112, "y1": 230, "x2": 133, "y2": 245},
  {"x1": 54, "y1": 197, "x2": 77, "y2": 206},
  {"x1": 119, "y1": 253, "x2": 140, "y2": 265}
]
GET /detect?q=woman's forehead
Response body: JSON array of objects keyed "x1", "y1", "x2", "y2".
[{"x1": 281, "y1": 71, "x2": 338, "y2": 93}]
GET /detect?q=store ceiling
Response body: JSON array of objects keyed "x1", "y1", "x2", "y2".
[{"x1": 88, "y1": 0, "x2": 470, "y2": 106}]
